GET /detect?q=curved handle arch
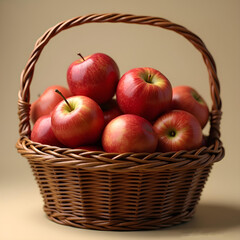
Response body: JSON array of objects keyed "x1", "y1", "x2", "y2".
[{"x1": 18, "y1": 13, "x2": 222, "y2": 141}]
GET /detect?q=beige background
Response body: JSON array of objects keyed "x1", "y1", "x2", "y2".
[{"x1": 1, "y1": 0, "x2": 240, "y2": 239}]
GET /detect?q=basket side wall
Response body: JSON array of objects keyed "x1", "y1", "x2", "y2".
[{"x1": 28, "y1": 159, "x2": 213, "y2": 230}]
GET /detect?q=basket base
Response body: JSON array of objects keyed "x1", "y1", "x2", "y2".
[{"x1": 44, "y1": 206, "x2": 196, "y2": 231}]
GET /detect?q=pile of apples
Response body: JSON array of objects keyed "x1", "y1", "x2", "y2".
[{"x1": 30, "y1": 53, "x2": 209, "y2": 153}]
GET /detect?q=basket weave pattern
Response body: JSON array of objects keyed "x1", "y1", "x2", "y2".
[{"x1": 16, "y1": 13, "x2": 224, "y2": 230}]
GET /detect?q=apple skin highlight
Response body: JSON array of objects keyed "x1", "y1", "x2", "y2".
[
  {"x1": 31, "y1": 115, "x2": 63, "y2": 147},
  {"x1": 51, "y1": 96, "x2": 104, "y2": 148},
  {"x1": 153, "y1": 110, "x2": 203, "y2": 152},
  {"x1": 67, "y1": 53, "x2": 120, "y2": 105},
  {"x1": 171, "y1": 86, "x2": 209, "y2": 128},
  {"x1": 30, "y1": 85, "x2": 71, "y2": 124},
  {"x1": 116, "y1": 67, "x2": 172, "y2": 121},
  {"x1": 102, "y1": 114, "x2": 158, "y2": 153}
]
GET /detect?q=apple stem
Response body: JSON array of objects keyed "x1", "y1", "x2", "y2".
[
  {"x1": 148, "y1": 74, "x2": 151, "y2": 83},
  {"x1": 169, "y1": 130, "x2": 176, "y2": 137},
  {"x1": 192, "y1": 91, "x2": 202, "y2": 102},
  {"x1": 55, "y1": 89, "x2": 73, "y2": 111},
  {"x1": 77, "y1": 53, "x2": 85, "y2": 61}
]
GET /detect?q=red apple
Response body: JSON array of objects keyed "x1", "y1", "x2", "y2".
[
  {"x1": 30, "y1": 85, "x2": 71, "y2": 124},
  {"x1": 51, "y1": 92, "x2": 104, "y2": 148},
  {"x1": 30, "y1": 115, "x2": 63, "y2": 147},
  {"x1": 116, "y1": 67, "x2": 172, "y2": 121},
  {"x1": 102, "y1": 114, "x2": 158, "y2": 153},
  {"x1": 100, "y1": 99, "x2": 122, "y2": 126},
  {"x1": 153, "y1": 110, "x2": 202, "y2": 152},
  {"x1": 171, "y1": 86, "x2": 209, "y2": 128},
  {"x1": 67, "y1": 53, "x2": 120, "y2": 104}
]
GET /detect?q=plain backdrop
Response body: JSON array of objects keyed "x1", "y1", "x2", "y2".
[{"x1": 1, "y1": 0, "x2": 240, "y2": 239}]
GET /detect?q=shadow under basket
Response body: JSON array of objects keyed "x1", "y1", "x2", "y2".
[{"x1": 16, "y1": 13, "x2": 225, "y2": 231}]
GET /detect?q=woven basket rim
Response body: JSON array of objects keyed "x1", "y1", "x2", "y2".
[{"x1": 16, "y1": 136, "x2": 224, "y2": 172}]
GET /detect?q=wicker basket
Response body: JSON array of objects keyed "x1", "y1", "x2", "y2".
[{"x1": 16, "y1": 13, "x2": 224, "y2": 231}]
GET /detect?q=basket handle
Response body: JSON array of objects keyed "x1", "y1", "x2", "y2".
[{"x1": 18, "y1": 13, "x2": 222, "y2": 142}]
